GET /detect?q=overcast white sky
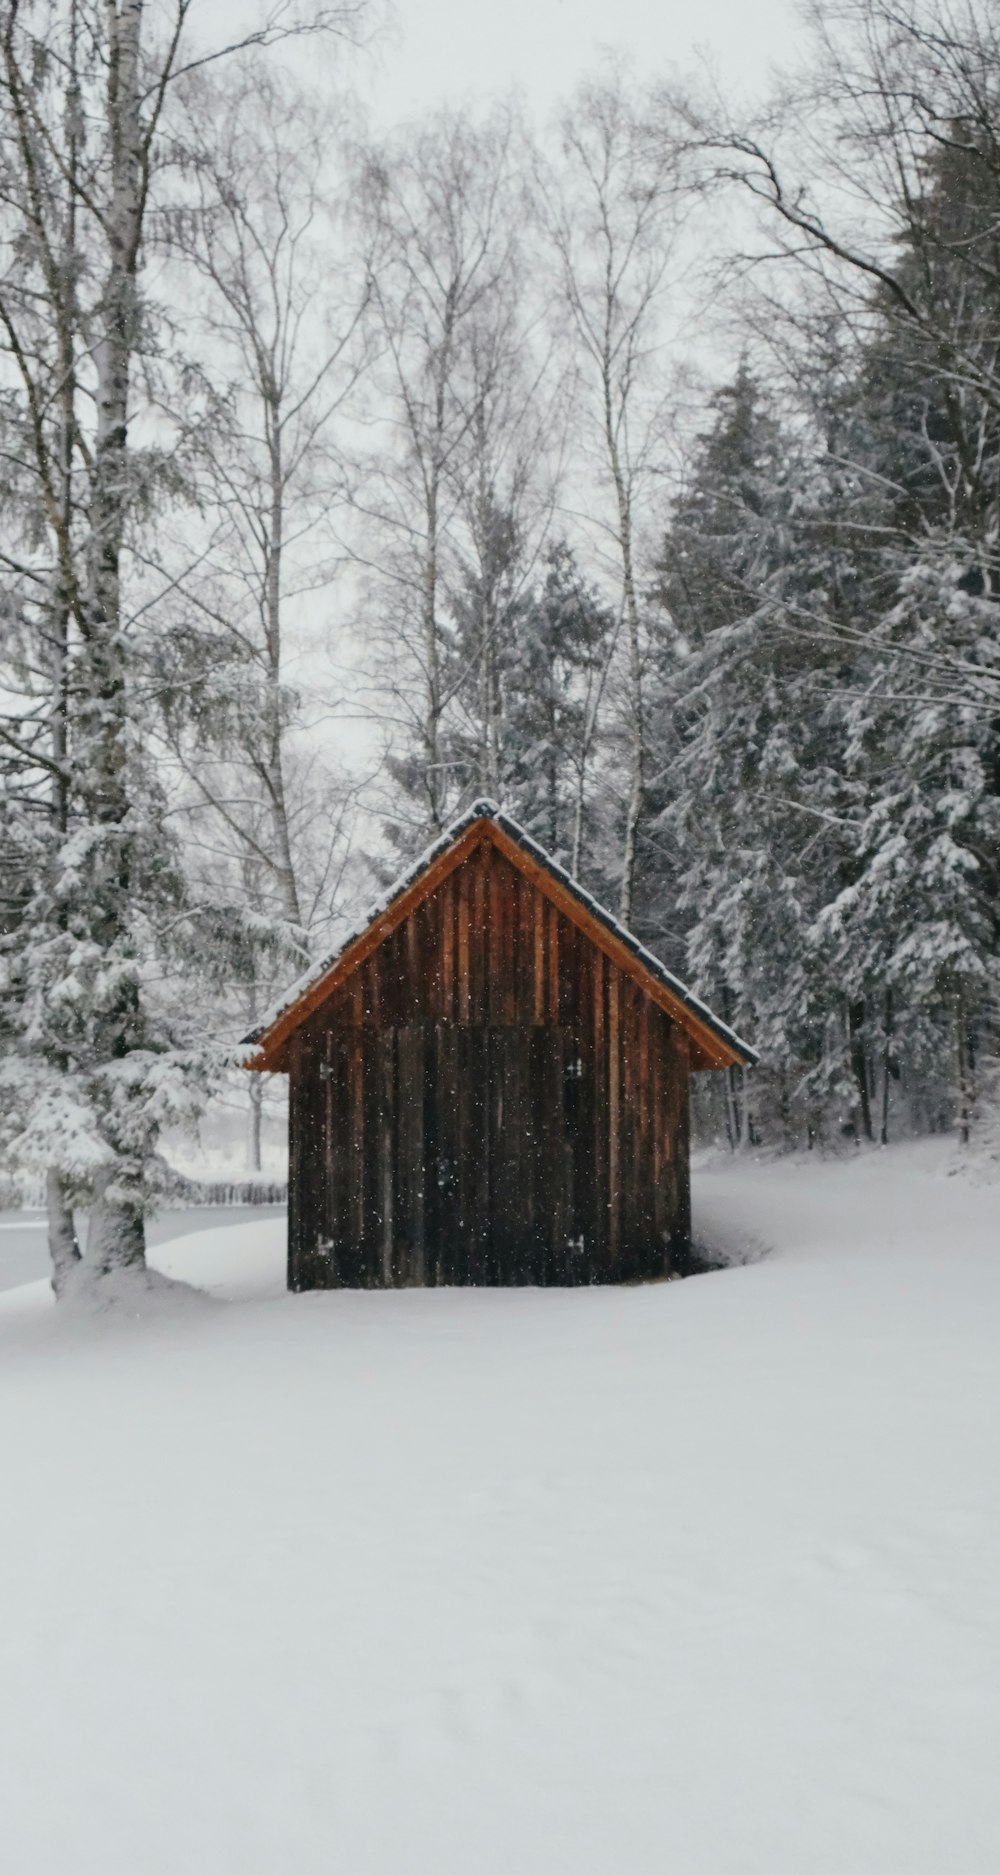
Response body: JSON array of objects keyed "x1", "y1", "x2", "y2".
[
  {"x1": 212, "y1": 0, "x2": 802, "y2": 127},
  {"x1": 357, "y1": 0, "x2": 801, "y2": 125}
]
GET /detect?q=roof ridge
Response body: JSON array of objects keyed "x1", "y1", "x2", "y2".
[{"x1": 238, "y1": 799, "x2": 758, "y2": 1069}]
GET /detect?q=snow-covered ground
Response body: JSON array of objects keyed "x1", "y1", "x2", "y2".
[
  {"x1": 0, "y1": 1204, "x2": 287, "y2": 1292},
  {"x1": 1, "y1": 1142, "x2": 998, "y2": 1873}
]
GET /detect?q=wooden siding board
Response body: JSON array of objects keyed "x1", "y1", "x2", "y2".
[
  {"x1": 533, "y1": 887, "x2": 546, "y2": 1025},
  {"x1": 440, "y1": 873, "x2": 455, "y2": 1024},
  {"x1": 454, "y1": 1025, "x2": 473, "y2": 1284},
  {"x1": 396, "y1": 1024, "x2": 425, "y2": 1285},
  {"x1": 470, "y1": 1025, "x2": 490, "y2": 1285},
  {"x1": 626, "y1": 981, "x2": 645, "y2": 1279},
  {"x1": 673, "y1": 1029, "x2": 692, "y2": 1269},
  {"x1": 490, "y1": 1031, "x2": 511, "y2": 1283},
  {"x1": 607, "y1": 967, "x2": 621, "y2": 1273},
  {"x1": 546, "y1": 1025, "x2": 569, "y2": 1284},
  {"x1": 320, "y1": 1031, "x2": 337, "y2": 1288},
  {"x1": 652, "y1": 1010, "x2": 668, "y2": 1263},
  {"x1": 457, "y1": 859, "x2": 471, "y2": 1024},
  {"x1": 419, "y1": 1023, "x2": 438, "y2": 1285},
  {"x1": 591, "y1": 952, "x2": 609, "y2": 1281},
  {"x1": 509, "y1": 1028, "x2": 531, "y2": 1282},
  {"x1": 515, "y1": 870, "x2": 532, "y2": 1026},
  {"x1": 437, "y1": 1023, "x2": 461, "y2": 1286},
  {"x1": 295, "y1": 1033, "x2": 324, "y2": 1292},
  {"x1": 546, "y1": 901, "x2": 559, "y2": 1024},
  {"x1": 501, "y1": 870, "x2": 517, "y2": 1027},
  {"x1": 471, "y1": 845, "x2": 486, "y2": 1023},
  {"x1": 380, "y1": 1028, "x2": 396, "y2": 1286},
  {"x1": 287, "y1": 1036, "x2": 305, "y2": 1290},
  {"x1": 527, "y1": 1028, "x2": 549, "y2": 1284},
  {"x1": 487, "y1": 845, "x2": 503, "y2": 1027}
]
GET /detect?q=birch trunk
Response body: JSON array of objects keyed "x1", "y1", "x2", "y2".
[
  {"x1": 246, "y1": 976, "x2": 264, "y2": 1172},
  {"x1": 603, "y1": 366, "x2": 644, "y2": 926},
  {"x1": 423, "y1": 478, "x2": 444, "y2": 829},
  {"x1": 79, "y1": 0, "x2": 148, "y2": 1273},
  {"x1": 421, "y1": 309, "x2": 454, "y2": 834},
  {"x1": 263, "y1": 401, "x2": 303, "y2": 925},
  {"x1": 247, "y1": 1074, "x2": 264, "y2": 1174},
  {"x1": 45, "y1": 8, "x2": 83, "y2": 1283}
]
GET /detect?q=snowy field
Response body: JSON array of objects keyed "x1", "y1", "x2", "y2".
[{"x1": 1, "y1": 1143, "x2": 998, "y2": 1873}]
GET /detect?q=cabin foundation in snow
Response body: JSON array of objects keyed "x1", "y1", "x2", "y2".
[{"x1": 240, "y1": 803, "x2": 756, "y2": 1289}]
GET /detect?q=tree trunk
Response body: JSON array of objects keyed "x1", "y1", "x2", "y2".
[
  {"x1": 247, "y1": 1072, "x2": 263, "y2": 1173},
  {"x1": 87, "y1": 1170, "x2": 146, "y2": 1276},
  {"x1": 604, "y1": 388, "x2": 644, "y2": 925},
  {"x1": 570, "y1": 761, "x2": 586, "y2": 880},
  {"x1": 78, "y1": 0, "x2": 147, "y2": 1275},
  {"x1": 422, "y1": 475, "x2": 444, "y2": 829},
  {"x1": 421, "y1": 326, "x2": 454, "y2": 834},
  {"x1": 570, "y1": 677, "x2": 604, "y2": 881},
  {"x1": 848, "y1": 998, "x2": 874, "y2": 1142},
  {"x1": 722, "y1": 1069, "x2": 737, "y2": 1150},
  {"x1": 45, "y1": 14, "x2": 82, "y2": 1291},
  {"x1": 720, "y1": 987, "x2": 744, "y2": 1149},
  {"x1": 263, "y1": 402, "x2": 303, "y2": 926},
  {"x1": 620, "y1": 730, "x2": 643, "y2": 927},
  {"x1": 46, "y1": 1168, "x2": 81, "y2": 1296},
  {"x1": 954, "y1": 990, "x2": 974, "y2": 1146},
  {"x1": 879, "y1": 987, "x2": 893, "y2": 1146}
]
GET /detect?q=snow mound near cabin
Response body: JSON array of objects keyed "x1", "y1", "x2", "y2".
[{"x1": 1, "y1": 1143, "x2": 999, "y2": 1875}]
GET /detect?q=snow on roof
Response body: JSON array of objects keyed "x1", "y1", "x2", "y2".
[{"x1": 238, "y1": 799, "x2": 758, "y2": 1067}]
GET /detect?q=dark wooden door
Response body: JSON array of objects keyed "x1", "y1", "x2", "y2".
[
  {"x1": 317, "y1": 1021, "x2": 589, "y2": 1286},
  {"x1": 419, "y1": 1023, "x2": 586, "y2": 1286}
]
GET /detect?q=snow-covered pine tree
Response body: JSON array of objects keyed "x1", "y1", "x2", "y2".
[
  {"x1": 651, "y1": 365, "x2": 874, "y2": 1147},
  {"x1": 809, "y1": 110, "x2": 1000, "y2": 1143},
  {"x1": 665, "y1": 0, "x2": 1000, "y2": 1148},
  {"x1": 0, "y1": 0, "x2": 206, "y2": 1286}
]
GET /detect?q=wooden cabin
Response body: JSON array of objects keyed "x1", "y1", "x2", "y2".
[{"x1": 240, "y1": 802, "x2": 755, "y2": 1290}]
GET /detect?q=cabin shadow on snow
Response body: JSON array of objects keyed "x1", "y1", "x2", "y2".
[{"x1": 240, "y1": 804, "x2": 756, "y2": 1294}]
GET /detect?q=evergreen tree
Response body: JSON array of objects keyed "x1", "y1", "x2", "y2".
[{"x1": 651, "y1": 367, "x2": 878, "y2": 1145}]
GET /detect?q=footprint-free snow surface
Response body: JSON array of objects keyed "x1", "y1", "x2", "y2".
[{"x1": 1, "y1": 1143, "x2": 998, "y2": 1873}]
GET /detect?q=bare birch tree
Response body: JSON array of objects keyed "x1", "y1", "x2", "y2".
[
  {"x1": 152, "y1": 62, "x2": 374, "y2": 1168},
  {"x1": 537, "y1": 74, "x2": 682, "y2": 922},
  {"x1": 442, "y1": 220, "x2": 569, "y2": 808},
  {"x1": 351, "y1": 107, "x2": 525, "y2": 837},
  {"x1": 164, "y1": 63, "x2": 369, "y2": 924}
]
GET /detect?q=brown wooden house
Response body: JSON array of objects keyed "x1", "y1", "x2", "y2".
[{"x1": 240, "y1": 802, "x2": 755, "y2": 1291}]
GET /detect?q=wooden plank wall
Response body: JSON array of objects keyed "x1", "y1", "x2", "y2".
[{"x1": 288, "y1": 841, "x2": 692, "y2": 1290}]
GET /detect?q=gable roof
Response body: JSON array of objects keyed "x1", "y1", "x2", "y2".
[{"x1": 238, "y1": 801, "x2": 758, "y2": 1073}]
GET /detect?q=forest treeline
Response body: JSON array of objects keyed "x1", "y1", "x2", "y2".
[{"x1": 1, "y1": 0, "x2": 998, "y2": 1286}]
